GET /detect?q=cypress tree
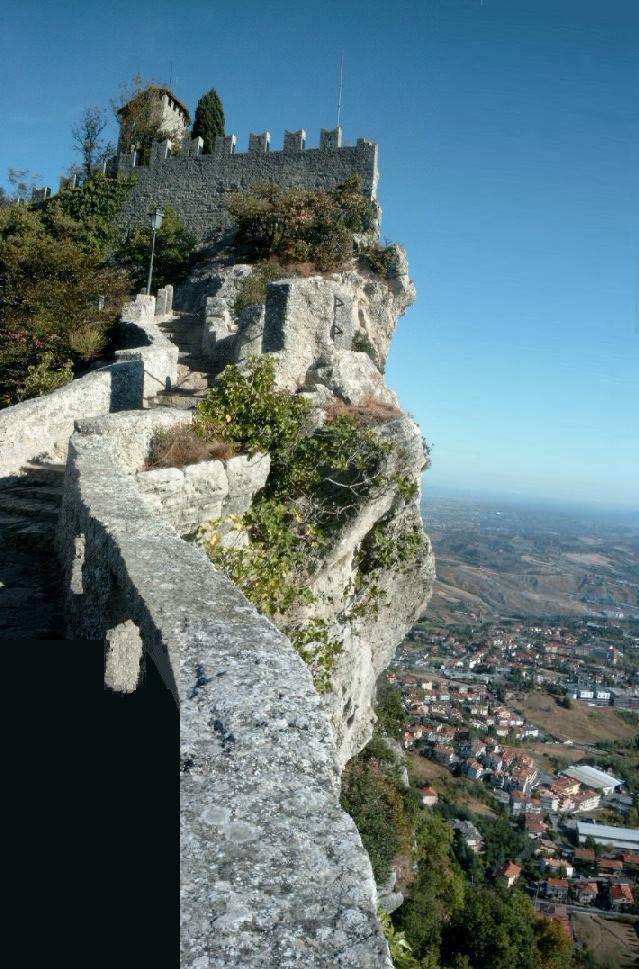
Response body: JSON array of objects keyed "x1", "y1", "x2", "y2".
[{"x1": 192, "y1": 88, "x2": 225, "y2": 153}]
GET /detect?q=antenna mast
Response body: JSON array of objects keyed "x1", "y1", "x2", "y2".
[{"x1": 336, "y1": 53, "x2": 344, "y2": 128}]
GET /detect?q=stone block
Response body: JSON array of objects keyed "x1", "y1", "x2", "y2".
[
  {"x1": 320, "y1": 127, "x2": 342, "y2": 149},
  {"x1": 248, "y1": 131, "x2": 270, "y2": 153},
  {"x1": 283, "y1": 129, "x2": 306, "y2": 152}
]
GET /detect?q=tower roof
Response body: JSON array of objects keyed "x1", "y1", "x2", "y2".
[{"x1": 117, "y1": 86, "x2": 191, "y2": 123}]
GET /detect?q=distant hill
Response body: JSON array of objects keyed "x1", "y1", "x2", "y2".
[{"x1": 420, "y1": 495, "x2": 639, "y2": 624}]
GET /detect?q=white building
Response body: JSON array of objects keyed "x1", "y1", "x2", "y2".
[{"x1": 561, "y1": 765, "x2": 623, "y2": 796}]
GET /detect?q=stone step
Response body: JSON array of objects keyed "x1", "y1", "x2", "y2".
[
  {"x1": 152, "y1": 389, "x2": 207, "y2": 410},
  {"x1": 173, "y1": 373, "x2": 209, "y2": 392},
  {"x1": 0, "y1": 514, "x2": 57, "y2": 547}
]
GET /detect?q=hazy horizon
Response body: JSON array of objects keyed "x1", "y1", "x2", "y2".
[{"x1": 421, "y1": 478, "x2": 639, "y2": 522}]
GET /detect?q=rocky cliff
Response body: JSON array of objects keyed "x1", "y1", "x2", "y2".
[{"x1": 175, "y1": 244, "x2": 435, "y2": 764}]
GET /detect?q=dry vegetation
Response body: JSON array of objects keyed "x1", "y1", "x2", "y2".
[
  {"x1": 518, "y1": 692, "x2": 638, "y2": 744},
  {"x1": 146, "y1": 424, "x2": 236, "y2": 469},
  {"x1": 324, "y1": 395, "x2": 402, "y2": 426},
  {"x1": 572, "y1": 913, "x2": 639, "y2": 968}
]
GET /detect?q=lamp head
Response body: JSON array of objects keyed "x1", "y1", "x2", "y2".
[{"x1": 149, "y1": 207, "x2": 164, "y2": 231}]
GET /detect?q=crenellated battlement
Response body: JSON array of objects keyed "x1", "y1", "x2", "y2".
[
  {"x1": 113, "y1": 126, "x2": 378, "y2": 242},
  {"x1": 116, "y1": 126, "x2": 372, "y2": 170}
]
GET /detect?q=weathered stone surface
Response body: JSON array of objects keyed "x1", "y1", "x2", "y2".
[
  {"x1": 165, "y1": 251, "x2": 431, "y2": 765},
  {"x1": 75, "y1": 407, "x2": 191, "y2": 473},
  {"x1": 135, "y1": 451, "x2": 269, "y2": 536},
  {"x1": 115, "y1": 295, "x2": 179, "y2": 400},
  {"x1": 0, "y1": 360, "x2": 144, "y2": 480},
  {"x1": 203, "y1": 265, "x2": 253, "y2": 363},
  {"x1": 0, "y1": 293, "x2": 182, "y2": 481},
  {"x1": 295, "y1": 415, "x2": 435, "y2": 764},
  {"x1": 377, "y1": 892, "x2": 404, "y2": 915},
  {"x1": 104, "y1": 619, "x2": 143, "y2": 693},
  {"x1": 320, "y1": 351, "x2": 400, "y2": 408},
  {"x1": 56, "y1": 421, "x2": 391, "y2": 969}
]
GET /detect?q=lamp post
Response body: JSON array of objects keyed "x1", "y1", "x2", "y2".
[{"x1": 145, "y1": 207, "x2": 164, "y2": 295}]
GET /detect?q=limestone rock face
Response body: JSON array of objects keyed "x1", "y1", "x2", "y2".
[
  {"x1": 176, "y1": 246, "x2": 434, "y2": 764},
  {"x1": 295, "y1": 416, "x2": 434, "y2": 764}
]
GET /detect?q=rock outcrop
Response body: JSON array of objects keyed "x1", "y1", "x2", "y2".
[{"x1": 175, "y1": 246, "x2": 435, "y2": 764}]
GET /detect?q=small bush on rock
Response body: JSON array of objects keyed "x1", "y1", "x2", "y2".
[
  {"x1": 351, "y1": 329, "x2": 381, "y2": 367},
  {"x1": 361, "y1": 241, "x2": 395, "y2": 277},
  {"x1": 234, "y1": 261, "x2": 290, "y2": 314},
  {"x1": 146, "y1": 423, "x2": 235, "y2": 469},
  {"x1": 195, "y1": 356, "x2": 419, "y2": 691},
  {"x1": 20, "y1": 353, "x2": 74, "y2": 400},
  {"x1": 194, "y1": 356, "x2": 311, "y2": 466},
  {"x1": 324, "y1": 395, "x2": 402, "y2": 426}
]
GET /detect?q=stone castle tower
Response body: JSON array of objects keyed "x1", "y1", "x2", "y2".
[{"x1": 116, "y1": 85, "x2": 191, "y2": 154}]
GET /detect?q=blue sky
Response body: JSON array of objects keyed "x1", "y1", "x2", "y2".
[{"x1": 2, "y1": 0, "x2": 638, "y2": 509}]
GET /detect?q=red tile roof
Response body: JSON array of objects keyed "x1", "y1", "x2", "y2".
[
  {"x1": 611, "y1": 883, "x2": 634, "y2": 904},
  {"x1": 497, "y1": 861, "x2": 521, "y2": 879},
  {"x1": 547, "y1": 878, "x2": 569, "y2": 889}
]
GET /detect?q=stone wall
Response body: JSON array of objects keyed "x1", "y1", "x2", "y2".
[
  {"x1": 136, "y1": 451, "x2": 270, "y2": 537},
  {"x1": 116, "y1": 130, "x2": 378, "y2": 242},
  {"x1": 55, "y1": 410, "x2": 392, "y2": 969},
  {"x1": 115, "y1": 292, "x2": 179, "y2": 400},
  {"x1": 0, "y1": 293, "x2": 179, "y2": 482},
  {"x1": 0, "y1": 360, "x2": 143, "y2": 481}
]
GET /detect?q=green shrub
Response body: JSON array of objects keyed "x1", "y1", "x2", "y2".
[
  {"x1": 226, "y1": 176, "x2": 375, "y2": 271},
  {"x1": 351, "y1": 329, "x2": 380, "y2": 366},
  {"x1": 362, "y1": 241, "x2": 395, "y2": 277},
  {"x1": 340, "y1": 758, "x2": 410, "y2": 882},
  {"x1": 194, "y1": 356, "x2": 311, "y2": 465},
  {"x1": 234, "y1": 261, "x2": 291, "y2": 315},
  {"x1": 195, "y1": 357, "x2": 417, "y2": 690},
  {"x1": 46, "y1": 172, "x2": 135, "y2": 254},
  {"x1": 378, "y1": 910, "x2": 422, "y2": 969},
  {"x1": 20, "y1": 353, "x2": 73, "y2": 400}
]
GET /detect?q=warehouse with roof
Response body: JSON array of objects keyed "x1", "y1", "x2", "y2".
[
  {"x1": 560, "y1": 765, "x2": 624, "y2": 795},
  {"x1": 575, "y1": 821, "x2": 639, "y2": 851}
]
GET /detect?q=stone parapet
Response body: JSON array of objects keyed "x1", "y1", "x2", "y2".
[
  {"x1": 55, "y1": 412, "x2": 391, "y2": 969},
  {"x1": 115, "y1": 293, "x2": 179, "y2": 401}
]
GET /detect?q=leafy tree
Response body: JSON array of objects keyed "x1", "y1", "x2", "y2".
[
  {"x1": 192, "y1": 87, "x2": 225, "y2": 153},
  {"x1": 396, "y1": 812, "x2": 465, "y2": 964},
  {"x1": 340, "y1": 758, "x2": 411, "y2": 883},
  {"x1": 48, "y1": 172, "x2": 134, "y2": 254},
  {"x1": 442, "y1": 886, "x2": 537, "y2": 969},
  {"x1": 376, "y1": 679, "x2": 407, "y2": 740},
  {"x1": 533, "y1": 917, "x2": 572, "y2": 969},
  {"x1": 0, "y1": 202, "x2": 131, "y2": 405},
  {"x1": 113, "y1": 207, "x2": 195, "y2": 290},
  {"x1": 72, "y1": 106, "x2": 112, "y2": 177}
]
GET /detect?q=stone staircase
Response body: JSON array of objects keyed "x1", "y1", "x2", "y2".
[
  {"x1": 0, "y1": 460, "x2": 65, "y2": 640},
  {"x1": 152, "y1": 311, "x2": 212, "y2": 410}
]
